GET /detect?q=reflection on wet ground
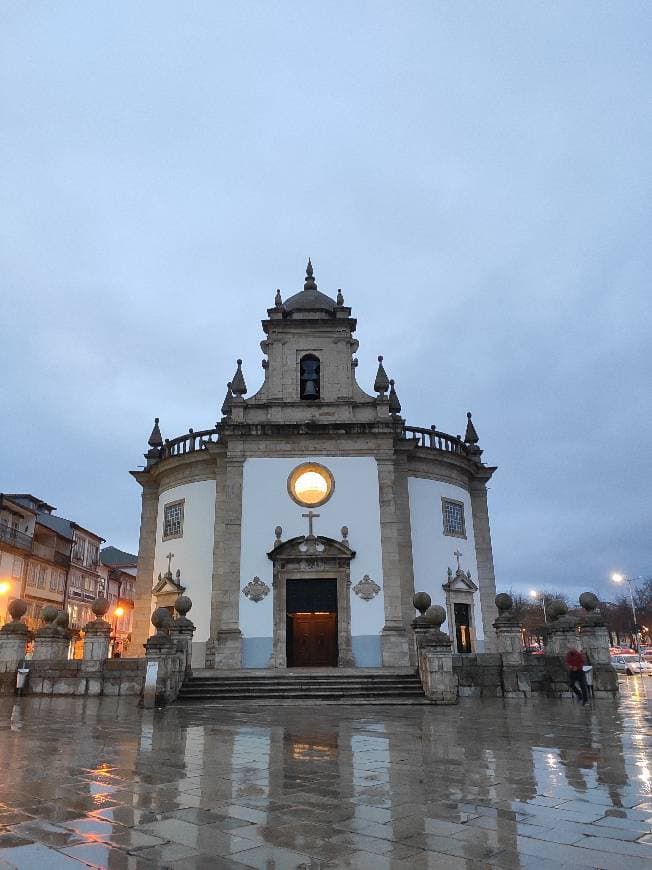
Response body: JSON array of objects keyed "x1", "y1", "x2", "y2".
[{"x1": 0, "y1": 677, "x2": 650, "y2": 868}]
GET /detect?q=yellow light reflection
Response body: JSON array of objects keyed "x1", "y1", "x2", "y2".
[{"x1": 294, "y1": 471, "x2": 328, "y2": 504}]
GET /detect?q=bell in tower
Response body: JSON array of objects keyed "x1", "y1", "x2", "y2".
[{"x1": 300, "y1": 354, "x2": 320, "y2": 400}]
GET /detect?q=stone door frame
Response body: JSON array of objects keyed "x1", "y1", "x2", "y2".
[{"x1": 267, "y1": 535, "x2": 355, "y2": 668}]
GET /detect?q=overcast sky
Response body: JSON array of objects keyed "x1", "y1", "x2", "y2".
[{"x1": 1, "y1": 2, "x2": 650, "y2": 601}]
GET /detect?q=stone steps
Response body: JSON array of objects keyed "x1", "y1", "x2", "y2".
[{"x1": 177, "y1": 669, "x2": 427, "y2": 705}]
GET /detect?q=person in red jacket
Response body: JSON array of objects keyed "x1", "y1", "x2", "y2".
[{"x1": 566, "y1": 647, "x2": 589, "y2": 705}]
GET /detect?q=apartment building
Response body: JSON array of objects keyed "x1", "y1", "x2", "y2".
[{"x1": 99, "y1": 546, "x2": 137, "y2": 655}]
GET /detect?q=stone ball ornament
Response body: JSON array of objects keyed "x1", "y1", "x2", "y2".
[
  {"x1": 579, "y1": 592, "x2": 599, "y2": 612},
  {"x1": 55, "y1": 610, "x2": 70, "y2": 629},
  {"x1": 91, "y1": 597, "x2": 111, "y2": 618},
  {"x1": 174, "y1": 595, "x2": 192, "y2": 616},
  {"x1": 424, "y1": 604, "x2": 447, "y2": 628},
  {"x1": 8, "y1": 599, "x2": 28, "y2": 621},
  {"x1": 412, "y1": 592, "x2": 432, "y2": 615},
  {"x1": 151, "y1": 607, "x2": 173, "y2": 631},
  {"x1": 495, "y1": 593, "x2": 513, "y2": 613},
  {"x1": 40, "y1": 604, "x2": 59, "y2": 624},
  {"x1": 547, "y1": 599, "x2": 568, "y2": 620}
]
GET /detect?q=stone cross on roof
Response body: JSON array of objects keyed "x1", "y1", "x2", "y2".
[
  {"x1": 302, "y1": 511, "x2": 320, "y2": 538},
  {"x1": 166, "y1": 552, "x2": 174, "y2": 574},
  {"x1": 454, "y1": 550, "x2": 463, "y2": 571}
]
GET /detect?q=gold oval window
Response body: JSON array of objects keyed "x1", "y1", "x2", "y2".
[{"x1": 287, "y1": 462, "x2": 334, "y2": 507}]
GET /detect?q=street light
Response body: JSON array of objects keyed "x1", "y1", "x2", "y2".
[
  {"x1": 111, "y1": 606, "x2": 125, "y2": 657},
  {"x1": 612, "y1": 572, "x2": 643, "y2": 670},
  {"x1": 0, "y1": 581, "x2": 11, "y2": 595},
  {"x1": 529, "y1": 589, "x2": 547, "y2": 623}
]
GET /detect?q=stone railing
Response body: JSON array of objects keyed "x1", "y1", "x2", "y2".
[
  {"x1": 402, "y1": 425, "x2": 468, "y2": 456},
  {"x1": 162, "y1": 427, "x2": 221, "y2": 459}
]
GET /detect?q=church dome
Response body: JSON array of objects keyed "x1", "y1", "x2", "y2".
[{"x1": 283, "y1": 259, "x2": 337, "y2": 312}]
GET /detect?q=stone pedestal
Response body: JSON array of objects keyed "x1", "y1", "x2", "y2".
[
  {"x1": 493, "y1": 593, "x2": 531, "y2": 698},
  {"x1": 33, "y1": 606, "x2": 69, "y2": 661},
  {"x1": 169, "y1": 595, "x2": 195, "y2": 676},
  {"x1": 416, "y1": 605, "x2": 458, "y2": 704},
  {"x1": 542, "y1": 601, "x2": 580, "y2": 698},
  {"x1": 578, "y1": 592, "x2": 618, "y2": 695},
  {"x1": 81, "y1": 599, "x2": 112, "y2": 695},
  {"x1": 0, "y1": 601, "x2": 30, "y2": 695}
]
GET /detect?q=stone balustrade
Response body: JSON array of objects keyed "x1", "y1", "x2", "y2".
[{"x1": 0, "y1": 595, "x2": 195, "y2": 703}]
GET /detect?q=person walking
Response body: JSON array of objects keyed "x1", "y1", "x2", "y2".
[{"x1": 566, "y1": 646, "x2": 589, "y2": 705}]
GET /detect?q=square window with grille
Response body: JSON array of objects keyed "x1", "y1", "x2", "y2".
[
  {"x1": 442, "y1": 498, "x2": 466, "y2": 538},
  {"x1": 163, "y1": 501, "x2": 184, "y2": 540}
]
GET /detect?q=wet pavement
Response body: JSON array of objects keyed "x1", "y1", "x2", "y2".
[{"x1": 0, "y1": 678, "x2": 650, "y2": 869}]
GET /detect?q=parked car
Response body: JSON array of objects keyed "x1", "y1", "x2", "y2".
[
  {"x1": 610, "y1": 647, "x2": 635, "y2": 656},
  {"x1": 611, "y1": 655, "x2": 652, "y2": 676}
]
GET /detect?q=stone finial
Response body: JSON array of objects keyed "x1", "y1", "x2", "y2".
[
  {"x1": 374, "y1": 355, "x2": 390, "y2": 396},
  {"x1": 464, "y1": 412, "x2": 479, "y2": 445},
  {"x1": 304, "y1": 257, "x2": 317, "y2": 290},
  {"x1": 221, "y1": 382, "x2": 234, "y2": 417},
  {"x1": 495, "y1": 593, "x2": 513, "y2": 614},
  {"x1": 148, "y1": 417, "x2": 163, "y2": 448},
  {"x1": 274, "y1": 288, "x2": 282, "y2": 308},
  {"x1": 55, "y1": 610, "x2": 70, "y2": 631},
  {"x1": 91, "y1": 598, "x2": 110, "y2": 619},
  {"x1": 231, "y1": 360, "x2": 247, "y2": 397},
  {"x1": 151, "y1": 607, "x2": 173, "y2": 633},
  {"x1": 0, "y1": 598, "x2": 29, "y2": 636},
  {"x1": 579, "y1": 592, "x2": 599, "y2": 612},
  {"x1": 336, "y1": 288, "x2": 344, "y2": 306},
  {"x1": 579, "y1": 591, "x2": 605, "y2": 626},
  {"x1": 275, "y1": 525, "x2": 282, "y2": 541},
  {"x1": 175, "y1": 595, "x2": 192, "y2": 616},
  {"x1": 425, "y1": 605, "x2": 446, "y2": 628},
  {"x1": 341, "y1": 525, "x2": 349, "y2": 544},
  {"x1": 388, "y1": 379, "x2": 401, "y2": 415},
  {"x1": 413, "y1": 592, "x2": 432, "y2": 616},
  {"x1": 547, "y1": 599, "x2": 568, "y2": 621},
  {"x1": 40, "y1": 605, "x2": 58, "y2": 625},
  {"x1": 9, "y1": 599, "x2": 28, "y2": 621}
]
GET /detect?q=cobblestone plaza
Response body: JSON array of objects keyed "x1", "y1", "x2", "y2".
[{"x1": 0, "y1": 684, "x2": 651, "y2": 868}]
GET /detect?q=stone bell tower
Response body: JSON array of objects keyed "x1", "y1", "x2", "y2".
[{"x1": 228, "y1": 259, "x2": 387, "y2": 425}]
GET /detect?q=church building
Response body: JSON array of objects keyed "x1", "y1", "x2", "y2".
[{"x1": 129, "y1": 261, "x2": 498, "y2": 668}]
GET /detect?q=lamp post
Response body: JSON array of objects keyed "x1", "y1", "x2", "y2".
[
  {"x1": 0, "y1": 579, "x2": 11, "y2": 626},
  {"x1": 612, "y1": 572, "x2": 643, "y2": 671},
  {"x1": 529, "y1": 589, "x2": 547, "y2": 623},
  {"x1": 111, "y1": 605, "x2": 125, "y2": 657}
]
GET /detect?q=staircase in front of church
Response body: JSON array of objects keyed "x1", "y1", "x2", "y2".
[{"x1": 177, "y1": 668, "x2": 427, "y2": 705}]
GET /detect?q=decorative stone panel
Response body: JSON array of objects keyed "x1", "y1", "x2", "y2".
[
  {"x1": 243, "y1": 576, "x2": 270, "y2": 603},
  {"x1": 353, "y1": 574, "x2": 381, "y2": 601}
]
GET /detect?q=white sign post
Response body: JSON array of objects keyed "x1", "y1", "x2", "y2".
[{"x1": 143, "y1": 660, "x2": 159, "y2": 708}]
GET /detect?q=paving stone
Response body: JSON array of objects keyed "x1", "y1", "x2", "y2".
[{"x1": 0, "y1": 691, "x2": 650, "y2": 870}]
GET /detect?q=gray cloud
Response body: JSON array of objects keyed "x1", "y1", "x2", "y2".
[{"x1": 1, "y1": 1, "x2": 650, "y2": 600}]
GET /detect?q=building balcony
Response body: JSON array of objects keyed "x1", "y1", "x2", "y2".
[{"x1": 0, "y1": 524, "x2": 33, "y2": 553}]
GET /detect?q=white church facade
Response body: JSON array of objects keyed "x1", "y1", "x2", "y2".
[{"x1": 128, "y1": 261, "x2": 499, "y2": 668}]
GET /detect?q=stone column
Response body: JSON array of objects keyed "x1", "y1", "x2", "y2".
[
  {"x1": 127, "y1": 481, "x2": 159, "y2": 656},
  {"x1": 542, "y1": 600, "x2": 579, "y2": 698},
  {"x1": 144, "y1": 607, "x2": 180, "y2": 705},
  {"x1": 493, "y1": 593, "x2": 531, "y2": 698},
  {"x1": 0, "y1": 600, "x2": 30, "y2": 693},
  {"x1": 376, "y1": 454, "x2": 410, "y2": 666},
  {"x1": 209, "y1": 453, "x2": 243, "y2": 668},
  {"x1": 33, "y1": 605, "x2": 69, "y2": 661},
  {"x1": 469, "y1": 477, "x2": 498, "y2": 652},
  {"x1": 169, "y1": 595, "x2": 195, "y2": 675},
  {"x1": 578, "y1": 592, "x2": 618, "y2": 695},
  {"x1": 82, "y1": 598, "x2": 112, "y2": 695},
  {"x1": 417, "y1": 606, "x2": 458, "y2": 704},
  {"x1": 393, "y1": 451, "x2": 418, "y2": 665}
]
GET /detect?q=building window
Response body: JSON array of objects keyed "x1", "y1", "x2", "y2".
[
  {"x1": 72, "y1": 536, "x2": 86, "y2": 563},
  {"x1": 442, "y1": 498, "x2": 466, "y2": 538},
  {"x1": 163, "y1": 500, "x2": 184, "y2": 540},
  {"x1": 11, "y1": 556, "x2": 24, "y2": 578},
  {"x1": 287, "y1": 462, "x2": 335, "y2": 507},
  {"x1": 37, "y1": 565, "x2": 47, "y2": 589},
  {"x1": 299, "y1": 354, "x2": 320, "y2": 400}
]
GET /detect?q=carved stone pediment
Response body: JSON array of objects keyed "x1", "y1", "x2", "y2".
[
  {"x1": 267, "y1": 535, "x2": 355, "y2": 564},
  {"x1": 442, "y1": 567, "x2": 478, "y2": 593}
]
